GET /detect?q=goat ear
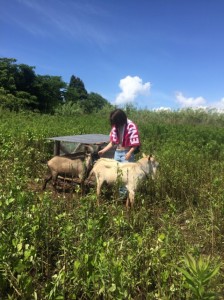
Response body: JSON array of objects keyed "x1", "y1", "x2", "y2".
[{"x1": 142, "y1": 153, "x2": 146, "y2": 157}]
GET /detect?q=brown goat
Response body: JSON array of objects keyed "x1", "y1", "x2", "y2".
[{"x1": 42, "y1": 151, "x2": 94, "y2": 191}]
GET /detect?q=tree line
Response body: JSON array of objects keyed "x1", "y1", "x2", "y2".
[{"x1": 0, "y1": 57, "x2": 111, "y2": 114}]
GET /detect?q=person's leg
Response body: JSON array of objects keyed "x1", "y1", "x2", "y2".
[{"x1": 114, "y1": 150, "x2": 134, "y2": 197}]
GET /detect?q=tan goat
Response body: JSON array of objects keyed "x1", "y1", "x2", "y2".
[
  {"x1": 42, "y1": 152, "x2": 93, "y2": 191},
  {"x1": 88, "y1": 154, "x2": 159, "y2": 208}
]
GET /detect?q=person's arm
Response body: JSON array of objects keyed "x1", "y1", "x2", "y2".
[
  {"x1": 125, "y1": 146, "x2": 136, "y2": 160},
  {"x1": 98, "y1": 142, "x2": 114, "y2": 156}
]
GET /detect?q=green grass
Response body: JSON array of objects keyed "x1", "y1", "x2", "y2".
[{"x1": 0, "y1": 109, "x2": 224, "y2": 299}]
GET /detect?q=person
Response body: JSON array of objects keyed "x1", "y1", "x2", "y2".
[{"x1": 98, "y1": 108, "x2": 141, "y2": 163}]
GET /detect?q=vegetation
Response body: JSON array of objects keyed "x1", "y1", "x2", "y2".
[
  {"x1": 0, "y1": 108, "x2": 224, "y2": 299},
  {"x1": 0, "y1": 58, "x2": 110, "y2": 114}
]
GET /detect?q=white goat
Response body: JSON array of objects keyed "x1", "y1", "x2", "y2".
[{"x1": 88, "y1": 154, "x2": 158, "y2": 208}]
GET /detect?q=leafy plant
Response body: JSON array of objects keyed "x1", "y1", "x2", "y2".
[
  {"x1": 1, "y1": 109, "x2": 224, "y2": 299},
  {"x1": 177, "y1": 253, "x2": 221, "y2": 299}
]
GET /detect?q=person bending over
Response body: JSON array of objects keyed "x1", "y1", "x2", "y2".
[{"x1": 98, "y1": 108, "x2": 140, "y2": 163}]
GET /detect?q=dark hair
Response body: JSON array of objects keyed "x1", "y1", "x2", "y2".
[{"x1": 110, "y1": 109, "x2": 127, "y2": 127}]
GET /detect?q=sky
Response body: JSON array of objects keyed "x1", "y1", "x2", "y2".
[{"x1": 1, "y1": 0, "x2": 224, "y2": 111}]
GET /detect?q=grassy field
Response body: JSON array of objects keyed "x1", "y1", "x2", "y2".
[{"x1": 0, "y1": 108, "x2": 224, "y2": 299}]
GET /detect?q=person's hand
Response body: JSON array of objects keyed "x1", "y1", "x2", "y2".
[
  {"x1": 125, "y1": 152, "x2": 132, "y2": 161},
  {"x1": 98, "y1": 150, "x2": 104, "y2": 156}
]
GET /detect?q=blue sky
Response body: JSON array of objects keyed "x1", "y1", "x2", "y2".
[{"x1": 1, "y1": 0, "x2": 224, "y2": 110}]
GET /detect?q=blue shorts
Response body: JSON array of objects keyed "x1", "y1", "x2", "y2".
[{"x1": 114, "y1": 149, "x2": 135, "y2": 163}]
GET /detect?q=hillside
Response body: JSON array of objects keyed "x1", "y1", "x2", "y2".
[{"x1": 0, "y1": 108, "x2": 224, "y2": 299}]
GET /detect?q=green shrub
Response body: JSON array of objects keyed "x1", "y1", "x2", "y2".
[{"x1": 0, "y1": 109, "x2": 224, "y2": 299}]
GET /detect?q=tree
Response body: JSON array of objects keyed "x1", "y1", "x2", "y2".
[
  {"x1": 81, "y1": 92, "x2": 111, "y2": 113},
  {"x1": 0, "y1": 87, "x2": 38, "y2": 111},
  {"x1": 14, "y1": 63, "x2": 36, "y2": 93},
  {"x1": 33, "y1": 75, "x2": 66, "y2": 113},
  {"x1": 64, "y1": 86, "x2": 80, "y2": 103},
  {"x1": 64, "y1": 75, "x2": 88, "y2": 103},
  {"x1": 0, "y1": 58, "x2": 37, "y2": 110},
  {"x1": 15, "y1": 91, "x2": 38, "y2": 111},
  {"x1": 0, "y1": 57, "x2": 110, "y2": 114},
  {"x1": 0, "y1": 58, "x2": 17, "y2": 93}
]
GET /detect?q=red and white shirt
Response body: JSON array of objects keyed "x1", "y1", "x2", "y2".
[{"x1": 110, "y1": 119, "x2": 140, "y2": 147}]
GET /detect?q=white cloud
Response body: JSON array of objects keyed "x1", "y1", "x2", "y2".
[
  {"x1": 175, "y1": 91, "x2": 206, "y2": 108},
  {"x1": 153, "y1": 107, "x2": 172, "y2": 112},
  {"x1": 209, "y1": 98, "x2": 224, "y2": 111},
  {"x1": 115, "y1": 75, "x2": 151, "y2": 105}
]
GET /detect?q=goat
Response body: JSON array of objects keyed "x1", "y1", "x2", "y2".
[
  {"x1": 42, "y1": 147, "x2": 96, "y2": 191},
  {"x1": 88, "y1": 154, "x2": 159, "y2": 208}
]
